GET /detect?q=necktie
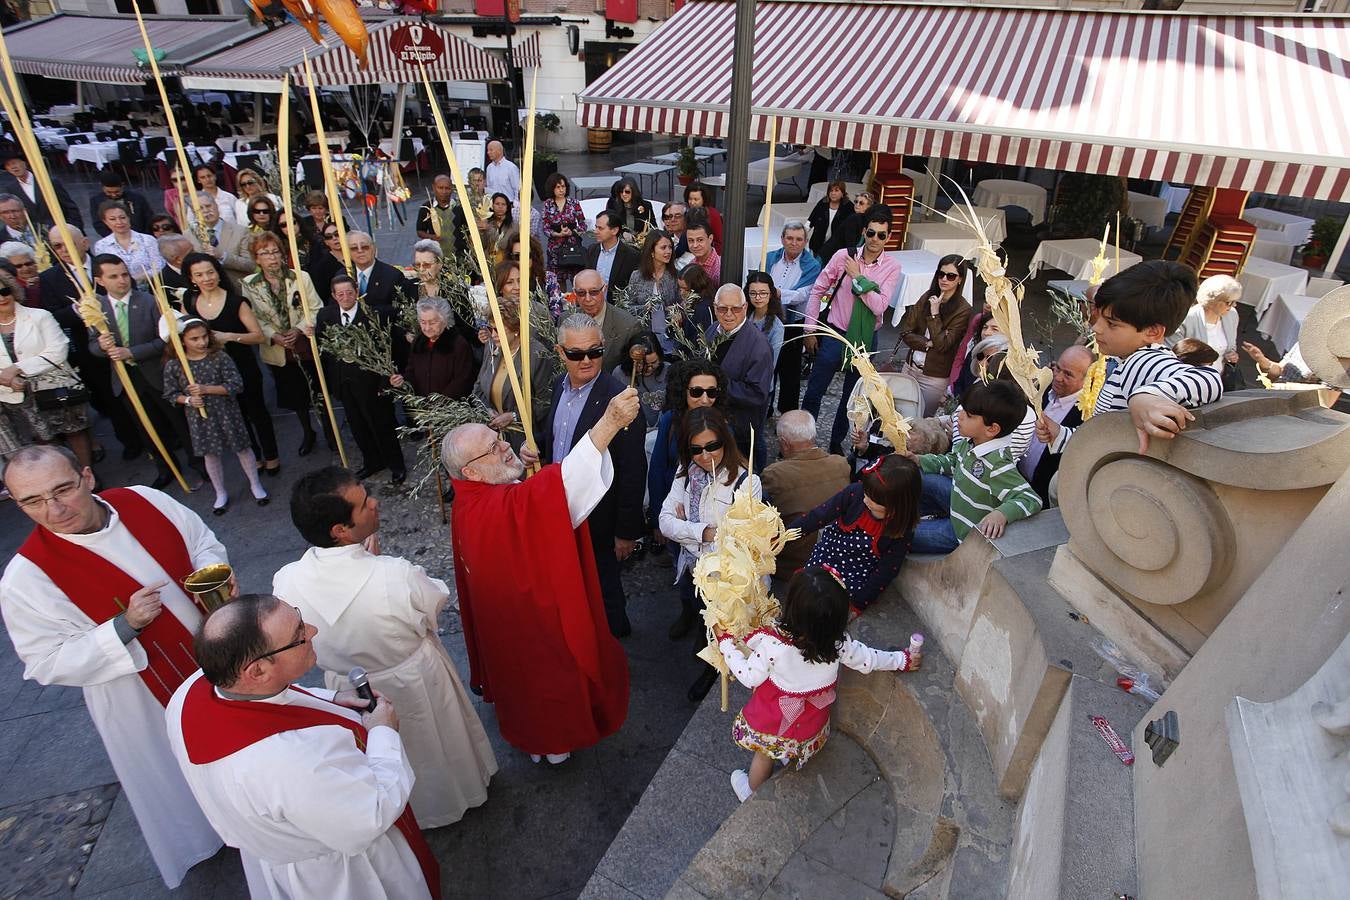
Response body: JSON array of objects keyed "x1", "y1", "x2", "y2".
[
  {"x1": 358, "y1": 272, "x2": 368, "y2": 295},
  {"x1": 342, "y1": 311, "x2": 353, "y2": 326},
  {"x1": 115, "y1": 300, "x2": 130, "y2": 344},
  {"x1": 210, "y1": 227, "x2": 218, "y2": 248}
]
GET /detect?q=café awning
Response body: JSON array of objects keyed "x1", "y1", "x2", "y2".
[
  {"x1": 180, "y1": 17, "x2": 510, "y2": 92},
  {"x1": 512, "y1": 31, "x2": 543, "y2": 68},
  {"x1": 577, "y1": 1, "x2": 1350, "y2": 201},
  {"x1": 2, "y1": 12, "x2": 250, "y2": 85}
]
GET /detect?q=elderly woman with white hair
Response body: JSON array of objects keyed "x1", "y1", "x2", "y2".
[
  {"x1": 390, "y1": 296, "x2": 476, "y2": 400},
  {"x1": 0, "y1": 241, "x2": 40, "y2": 306},
  {"x1": 1168, "y1": 273, "x2": 1243, "y2": 388}
]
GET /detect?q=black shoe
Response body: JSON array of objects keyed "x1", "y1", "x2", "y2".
[
  {"x1": 687, "y1": 667, "x2": 718, "y2": 703},
  {"x1": 390, "y1": 469, "x2": 407, "y2": 485},
  {"x1": 151, "y1": 471, "x2": 173, "y2": 490},
  {"x1": 298, "y1": 433, "x2": 316, "y2": 456},
  {"x1": 92, "y1": 446, "x2": 106, "y2": 464},
  {"x1": 354, "y1": 465, "x2": 383, "y2": 479},
  {"x1": 265, "y1": 462, "x2": 282, "y2": 478},
  {"x1": 212, "y1": 503, "x2": 229, "y2": 516},
  {"x1": 121, "y1": 446, "x2": 144, "y2": 461},
  {"x1": 256, "y1": 496, "x2": 270, "y2": 507},
  {"x1": 668, "y1": 607, "x2": 696, "y2": 641}
]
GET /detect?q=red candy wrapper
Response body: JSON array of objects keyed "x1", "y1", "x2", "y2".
[{"x1": 1091, "y1": 716, "x2": 1135, "y2": 765}]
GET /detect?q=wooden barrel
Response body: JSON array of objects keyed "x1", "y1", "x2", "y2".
[{"x1": 588, "y1": 128, "x2": 613, "y2": 153}]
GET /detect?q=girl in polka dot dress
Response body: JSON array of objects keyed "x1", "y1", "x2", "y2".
[
  {"x1": 718, "y1": 566, "x2": 921, "y2": 801},
  {"x1": 790, "y1": 454, "x2": 922, "y2": 613}
]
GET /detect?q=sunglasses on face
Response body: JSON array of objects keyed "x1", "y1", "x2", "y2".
[
  {"x1": 561, "y1": 346, "x2": 605, "y2": 361},
  {"x1": 662, "y1": 212, "x2": 681, "y2": 219},
  {"x1": 937, "y1": 270, "x2": 960, "y2": 281},
  {"x1": 687, "y1": 386, "x2": 720, "y2": 399},
  {"x1": 689, "y1": 439, "x2": 724, "y2": 455},
  {"x1": 864, "y1": 228, "x2": 888, "y2": 239},
  {"x1": 251, "y1": 207, "x2": 270, "y2": 216}
]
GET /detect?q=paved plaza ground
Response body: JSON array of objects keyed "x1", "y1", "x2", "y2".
[{"x1": 1, "y1": 141, "x2": 1342, "y2": 898}]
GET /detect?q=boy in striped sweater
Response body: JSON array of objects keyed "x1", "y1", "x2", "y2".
[
  {"x1": 1041, "y1": 261, "x2": 1224, "y2": 457},
  {"x1": 907, "y1": 381, "x2": 1042, "y2": 554}
]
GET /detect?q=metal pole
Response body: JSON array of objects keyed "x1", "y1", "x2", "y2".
[{"x1": 720, "y1": 0, "x2": 757, "y2": 285}]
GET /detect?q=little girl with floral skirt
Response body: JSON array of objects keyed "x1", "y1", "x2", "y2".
[{"x1": 717, "y1": 565, "x2": 921, "y2": 801}]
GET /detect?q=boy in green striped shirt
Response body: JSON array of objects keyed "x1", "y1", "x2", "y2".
[{"x1": 907, "y1": 381, "x2": 1043, "y2": 553}]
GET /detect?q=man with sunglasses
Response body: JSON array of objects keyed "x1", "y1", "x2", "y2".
[
  {"x1": 661, "y1": 202, "x2": 689, "y2": 256},
  {"x1": 167, "y1": 594, "x2": 439, "y2": 900},
  {"x1": 1, "y1": 445, "x2": 228, "y2": 887},
  {"x1": 802, "y1": 205, "x2": 901, "y2": 453},
  {"x1": 571, "y1": 268, "x2": 641, "y2": 373},
  {"x1": 442, "y1": 387, "x2": 640, "y2": 765},
  {"x1": 543, "y1": 314, "x2": 648, "y2": 637}
]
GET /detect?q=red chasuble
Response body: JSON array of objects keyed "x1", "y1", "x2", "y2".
[
  {"x1": 451, "y1": 463, "x2": 629, "y2": 755},
  {"x1": 17, "y1": 488, "x2": 199, "y2": 706},
  {"x1": 180, "y1": 676, "x2": 440, "y2": 898}
]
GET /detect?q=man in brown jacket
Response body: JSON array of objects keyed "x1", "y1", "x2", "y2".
[{"x1": 761, "y1": 411, "x2": 852, "y2": 573}]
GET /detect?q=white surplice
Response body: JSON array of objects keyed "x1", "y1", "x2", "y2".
[
  {"x1": 165, "y1": 672, "x2": 430, "y2": 900},
  {"x1": 0, "y1": 486, "x2": 225, "y2": 887},
  {"x1": 560, "y1": 432, "x2": 614, "y2": 526},
  {"x1": 272, "y1": 545, "x2": 497, "y2": 828}
]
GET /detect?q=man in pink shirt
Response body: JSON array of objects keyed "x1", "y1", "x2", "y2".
[
  {"x1": 686, "y1": 221, "x2": 720, "y2": 284},
  {"x1": 801, "y1": 205, "x2": 901, "y2": 452}
]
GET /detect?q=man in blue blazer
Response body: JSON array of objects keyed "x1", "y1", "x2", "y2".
[{"x1": 541, "y1": 312, "x2": 648, "y2": 638}]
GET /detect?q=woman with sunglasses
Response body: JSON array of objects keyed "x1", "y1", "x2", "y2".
[
  {"x1": 304, "y1": 223, "x2": 346, "y2": 305},
  {"x1": 243, "y1": 195, "x2": 282, "y2": 236},
  {"x1": 230, "y1": 168, "x2": 281, "y2": 227},
  {"x1": 191, "y1": 164, "x2": 238, "y2": 225},
  {"x1": 605, "y1": 177, "x2": 657, "y2": 242},
  {"x1": 181, "y1": 252, "x2": 280, "y2": 475},
  {"x1": 648, "y1": 361, "x2": 727, "y2": 624},
  {"x1": 471, "y1": 261, "x2": 552, "y2": 453},
  {"x1": 893, "y1": 255, "x2": 973, "y2": 416},
  {"x1": 240, "y1": 232, "x2": 328, "y2": 457},
  {"x1": 660, "y1": 406, "x2": 760, "y2": 700},
  {"x1": 149, "y1": 214, "x2": 179, "y2": 238}
]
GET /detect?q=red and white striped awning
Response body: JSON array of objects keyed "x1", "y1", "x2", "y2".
[
  {"x1": 578, "y1": 2, "x2": 1350, "y2": 201},
  {"x1": 292, "y1": 18, "x2": 509, "y2": 87},
  {"x1": 512, "y1": 31, "x2": 542, "y2": 68}
]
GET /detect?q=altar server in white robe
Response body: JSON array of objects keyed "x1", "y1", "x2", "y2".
[
  {"x1": 166, "y1": 593, "x2": 439, "y2": 900},
  {"x1": 273, "y1": 466, "x2": 497, "y2": 826},
  {"x1": 0, "y1": 445, "x2": 224, "y2": 888}
]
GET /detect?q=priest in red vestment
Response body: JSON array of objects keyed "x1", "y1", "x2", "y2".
[{"x1": 442, "y1": 387, "x2": 639, "y2": 764}]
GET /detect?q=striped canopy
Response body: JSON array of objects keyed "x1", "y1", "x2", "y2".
[
  {"x1": 577, "y1": 1, "x2": 1350, "y2": 200},
  {"x1": 293, "y1": 19, "x2": 509, "y2": 87},
  {"x1": 512, "y1": 31, "x2": 543, "y2": 69}
]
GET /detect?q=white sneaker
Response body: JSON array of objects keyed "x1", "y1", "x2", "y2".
[
  {"x1": 545, "y1": 752, "x2": 570, "y2": 765},
  {"x1": 730, "y1": 769, "x2": 752, "y2": 802},
  {"x1": 529, "y1": 754, "x2": 542, "y2": 763}
]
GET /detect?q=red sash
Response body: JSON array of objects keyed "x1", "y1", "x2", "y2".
[
  {"x1": 180, "y1": 677, "x2": 440, "y2": 898},
  {"x1": 17, "y1": 488, "x2": 199, "y2": 706}
]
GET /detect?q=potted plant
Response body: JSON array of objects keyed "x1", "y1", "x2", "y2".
[
  {"x1": 1300, "y1": 215, "x2": 1340, "y2": 269},
  {"x1": 532, "y1": 112, "x2": 561, "y2": 197},
  {"x1": 677, "y1": 145, "x2": 699, "y2": 185}
]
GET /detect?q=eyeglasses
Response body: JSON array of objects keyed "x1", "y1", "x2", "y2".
[
  {"x1": 14, "y1": 260, "x2": 36, "y2": 269},
  {"x1": 255, "y1": 248, "x2": 282, "y2": 257},
  {"x1": 574, "y1": 287, "x2": 604, "y2": 297},
  {"x1": 249, "y1": 606, "x2": 308, "y2": 663},
  {"x1": 687, "y1": 386, "x2": 720, "y2": 399},
  {"x1": 937, "y1": 271, "x2": 960, "y2": 281},
  {"x1": 864, "y1": 228, "x2": 888, "y2": 239},
  {"x1": 662, "y1": 212, "x2": 682, "y2": 219},
  {"x1": 561, "y1": 345, "x2": 605, "y2": 361},
  {"x1": 689, "y1": 439, "x2": 724, "y2": 456},
  {"x1": 715, "y1": 304, "x2": 745, "y2": 315},
  {"x1": 151, "y1": 224, "x2": 174, "y2": 233},
  {"x1": 14, "y1": 479, "x2": 83, "y2": 510},
  {"x1": 464, "y1": 432, "x2": 508, "y2": 467},
  {"x1": 323, "y1": 231, "x2": 339, "y2": 240},
  {"x1": 250, "y1": 207, "x2": 270, "y2": 216},
  {"x1": 747, "y1": 290, "x2": 772, "y2": 300}
]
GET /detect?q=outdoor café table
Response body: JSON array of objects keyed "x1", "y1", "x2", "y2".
[
  {"x1": 1237, "y1": 257, "x2": 1309, "y2": 317},
  {"x1": 904, "y1": 222, "x2": 986, "y2": 258},
  {"x1": 886, "y1": 249, "x2": 974, "y2": 326},
  {"x1": 1249, "y1": 233, "x2": 1299, "y2": 266},
  {"x1": 613, "y1": 161, "x2": 676, "y2": 200},
  {"x1": 1028, "y1": 238, "x2": 1141, "y2": 281},
  {"x1": 1257, "y1": 292, "x2": 1317, "y2": 357},
  {"x1": 652, "y1": 145, "x2": 727, "y2": 176},
  {"x1": 1242, "y1": 208, "x2": 1315, "y2": 245},
  {"x1": 1159, "y1": 183, "x2": 1191, "y2": 214},
  {"x1": 1126, "y1": 191, "x2": 1169, "y2": 230},
  {"x1": 972, "y1": 179, "x2": 1048, "y2": 225},
  {"x1": 67, "y1": 141, "x2": 123, "y2": 170},
  {"x1": 379, "y1": 137, "x2": 425, "y2": 161},
  {"x1": 923, "y1": 206, "x2": 1007, "y2": 246},
  {"x1": 571, "y1": 175, "x2": 615, "y2": 199}
]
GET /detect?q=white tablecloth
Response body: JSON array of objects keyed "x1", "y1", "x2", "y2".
[
  {"x1": 66, "y1": 142, "x2": 122, "y2": 169},
  {"x1": 972, "y1": 179, "x2": 1048, "y2": 224},
  {"x1": 1160, "y1": 184, "x2": 1192, "y2": 214},
  {"x1": 223, "y1": 149, "x2": 276, "y2": 172},
  {"x1": 1242, "y1": 208, "x2": 1315, "y2": 245},
  {"x1": 927, "y1": 206, "x2": 1007, "y2": 246},
  {"x1": 1249, "y1": 233, "x2": 1299, "y2": 266},
  {"x1": 886, "y1": 249, "x2": 975, "y2": 325},
  {"x1": 904, "y1": 222, "x2": 986, "y2": 258},
  {"x1": 741, "y1": 226, "x2": 784, "y2": 279},
  {"x1": 1237, "y1": 257, "x2": 1309, "y2": 317},
  {"x1": 1127, "y1": 191, "x2": 1169, "y2": 229},
  {"x1": 1028, "y1": 238, "x2": 1142, "y2": 280},
  {"x1": 762, "y1": 202, "x2": 813, "y2": 239},
  {"x1": 1257, "y1": 292, "x2": 1317, "y2": 356},
  {"x1": 378, "y1": 137, "x2": 425, "y2": 160}
]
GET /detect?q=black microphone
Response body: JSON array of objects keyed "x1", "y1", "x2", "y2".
[{"x1": 348, "y1": 667, "x2": 377, "y2": 713}]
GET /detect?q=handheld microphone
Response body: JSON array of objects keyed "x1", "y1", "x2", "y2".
[{"x1": 348, "y1": 667, "x2": 377, "y2": 713}]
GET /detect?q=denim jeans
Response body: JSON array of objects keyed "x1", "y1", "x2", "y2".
[
  {"x1": 800, "y1": 331, "x2": 875, "y2": 452},
  {"x1": 911, "y1": 473, "x2": 961, "y2": 554}
]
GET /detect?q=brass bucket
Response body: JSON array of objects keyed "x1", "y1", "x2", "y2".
[{"x1": 183, "y1": 563, "x2": 233, "y2": 614}]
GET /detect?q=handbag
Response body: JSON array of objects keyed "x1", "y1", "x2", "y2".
[
  {"x1": 30, "y1": 357, "x2": 90, "y2": 411},
  {"x1": 553, "y1": 235, "x2": 587, "y2": 270}
]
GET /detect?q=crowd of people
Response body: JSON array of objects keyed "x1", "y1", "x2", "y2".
[{"x1": 0, "y1": 125, "x2": 1298, "y2": 897}]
